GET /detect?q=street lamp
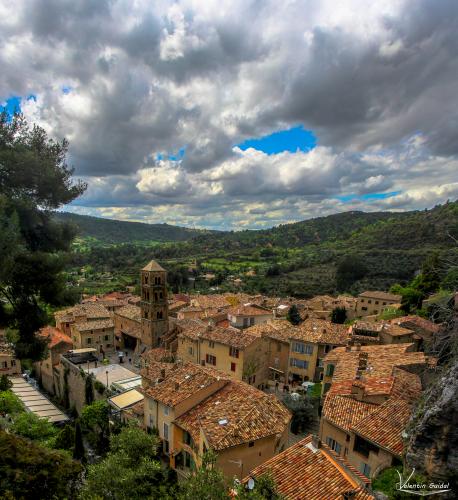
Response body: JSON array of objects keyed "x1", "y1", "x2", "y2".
[{"x1": 106, "y1": 370, "x2": 109, "y2": 391}]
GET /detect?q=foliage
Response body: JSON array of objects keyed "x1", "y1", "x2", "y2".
[
  {"x1": 336, "y1": 254, "x2": 368, "y2": 292},
  {"x1": 177, "y1": 450, "x2": 227, "y2": 500},
  {"x1": 372, "y1": 466, "x2": 429, "y2": 499},
  {"x1": 79, "y1": 425, "x2": 173, "y2": 500},
  {"x1": 0, "y1": 429, "x2": 82, "y2": 500},
  {"x1": 331, "y1": 306, "x2": 347, "y2": 324},
  {"x1": 73, "y1": 419, "x2": 86, "y2": 463},
  {"x1": 378, "y1": 307, "x2": 405, "y2": 320},
  {"x1": 0, "y1": 375, "x2": 12, "y2": 392},
  {"x1": 0, "y1": 390, "x2": 23, "y2": 416},
  {"x1": 0, "y1": 112, "x2": 86, "y2": 360},
  {"x1": 81, "y1": 400, "x2": 110, "y2": 453},
  {"x1": 53, "y1": 424, "x2": 75, "y2": 451},
  {"x1": 237, "y1": 472, "x2": 284, "y2": 499},
  {"x1": 85, "y1": 375, "x2": 94, "y2": 404},
  {"x1": 10, "y1": 411, "x2": 58, "y2": 444},
  {"x1": 283, "y1": 393, "x2": 316, "y2": 434},
  {"x1": 286, "y1": 304, "x2": 302, "y2": 325}
]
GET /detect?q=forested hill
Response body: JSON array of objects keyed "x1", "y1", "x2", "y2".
[
  {"x1": 54, "y1": 212, "x2": 215, "y2": 243},
  {"x1": 191, "y1": 202, "x2": 458, "y2": 250}
]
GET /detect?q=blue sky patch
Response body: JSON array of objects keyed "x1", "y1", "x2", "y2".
[
  {"x1": 337, "y1": 191, "x2": 401, "y2": 203},
  {"x1": 156, "y1": 147, "x2": 186, "y2": 162},
  {"x1": 237, "y1": 125, "x2": 316, "y2": 155},
  {"x1": 0, "y1": 94, "x2": 36, "y2": 119}
]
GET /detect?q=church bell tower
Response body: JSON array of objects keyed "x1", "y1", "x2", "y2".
[{"x1": 140, "y1": 260, "x2": 169, "y2": 348}]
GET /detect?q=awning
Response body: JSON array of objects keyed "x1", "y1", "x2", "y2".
[
  {"x1": 109, "y1": 389, "x2": 143, "y2": 411},
  {"x1": 269, "y1": 367, "x2": 284, "y2": 373}
]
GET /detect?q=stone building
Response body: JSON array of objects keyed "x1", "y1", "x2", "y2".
[
  {"x1": 0, "y1": 343, "x2": 21, "y2": 376},
  {"x1": 34, "y1": 326, "x2": 73, "y2": 394},
  {"x1": 355, "y1": 291, "x2": 402, "y2": 317},
  {"x1": 140, "y1": 260, "x2": 169, "y2": 348}
]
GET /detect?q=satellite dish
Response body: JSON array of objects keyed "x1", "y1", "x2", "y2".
[{"x1": 247, "y1": 478, "x2": 255, "y2": 490}]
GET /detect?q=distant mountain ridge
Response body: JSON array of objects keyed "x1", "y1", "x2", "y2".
[{"x1": 54, "y1": 212, "x2": 215, "y2": 243}]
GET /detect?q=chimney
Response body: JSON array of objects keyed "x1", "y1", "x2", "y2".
[
  {"x1": 311, "y1": 434, "x2": 321, "y2": 449},
  {"x1": 351, "y1": 380, "x2": 365, "y2": 401},
  {"x1": 358, "y1": 352, "x2": 368, "y2": 371}
]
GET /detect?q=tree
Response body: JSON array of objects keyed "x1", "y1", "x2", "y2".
[
  {"x1": 73, "y1": 419, "x2": 86, "y2": 463},
  {"x1": 286, "y1": 304, "x2": 302, "y2": 325},
  {"x1": 177, "y1": 450, "x2": 227, "y2": 500},
  {"x1": 53, "y1": 424, "x2": 75, "y2": 451},
  {"x1": 0, "y1": 429, "x2": 82, "y2": 499},
  {"x1": 80, "y1": 425, "x2": 173, "y2": 500},
  {"x1": 283, "y1": 393, "x2": 316, "y2": 434},
  {"x1": 331, "y1": 306, "x2": 347, "y2": 324},
  {"x1": 84, "y1": 375, "x2": 94, "y2": 405},
  {"x1": 0, "y1": 390, "x2": 23, "y2": 416},
  {"x1": 10, "y1": 411, "x2": 58, "y2": 444},
  {"x1": 335, "y1": 255, "x2": 367, "y2": 292},
  {"x1": 0, "y1": 375, "x2": 12, "y2": 391},
  {"x1": 81, "y1": 400, "x2": 110, "y2": 453},
  {"x1": 0, "y1": 112, "x2": 86, "y2": 360}
]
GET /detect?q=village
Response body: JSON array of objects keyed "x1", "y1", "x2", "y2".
[{"x1": 0, "y1": 259, "x2": 445, "y2": 499}]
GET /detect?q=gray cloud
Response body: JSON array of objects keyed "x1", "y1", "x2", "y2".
[{"x1": 1, "y1": 0, "x2": 457, "y2": 229}]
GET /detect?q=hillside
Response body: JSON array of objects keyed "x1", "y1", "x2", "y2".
[
  {"x1": 65, "y1": 201, "x2": 458, "y2": 297},
  {"x1": 54, "y1": 212, "x2": 215, "y2": 244}
]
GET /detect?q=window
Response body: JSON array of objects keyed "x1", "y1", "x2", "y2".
[
  {"x1": 157, "y1": 311, "x2": 163, "y2": 319},
  {"x1": 86, "y1": 338, "x2": 92, "y2": 345},
  {"x1": 382, "y1": 302, "x2": 387, "y2": 305},
  {"x1": 326, "y1": 437, "x2": 342, "y2": 454},
  {"x1": 11, "y1": 360, "x2": 16, "y2": 367},
  {"x1": 1, "y1": 361, "x2": 7, "y2": 368},
  {"x1": 154, "y1": 293, "x2": 158, "y2": 301},
  {"x1": 230, "y1": 362, "x2": 236, "y2": 372},
  {"x1": 208, "y1": 341, "x2": 215, "y2": 348},
  {"x1": 353, "y1": 435, "x2": 379, "y2": 458},
  {"x1": 293, "y1": 342, "x2": 313, "y2": 355},
  {"x1": 144, "y1": 275, "x2": 148, "y2": 285},
  {"x1": 149, "y1": 415, "x2": 154, "y2": 428},
  {"x1": 188, "y1": 346, "x2": 193, "y2": 355},
  {"x1": 305, "y1": 344, "x2": 314, "y2": 355},
  {"x1": 324, "y1": 344, "x2": 332, "y2": 353},
  {"x1": 229, "y1": 347, "x2": 239, "y2": 358},
  {"x1": 164, "y1": 406, "x2": 169, "y2": 416},
  {"x1": 374, "y1": 310, "x2": 378, "y2": 314},
  {"x1": 243, "y1": 318, "x2": 249, "y2": 327},
  {"x1": 368, "y1": 300, "x2": 372, "y2": 304},
  {"x1": 163, "y1": 422, "x2": 169, "y2": 440},
  {"x1": 360, "y1": 463, "x2": 371, "y2": 477},
  {"x1": 325, "y1": 364, "x2": 335, "y2": 377},
  {"x1": 362, "y1": 306, "x2": 368, "y2": 311},
  {"x1": 290, "y1": 358, "x2": 308, "y2": 369},
  {"x1": 206, "y1": 354, "x2": 216, "y2": 366},
  {"x1": 155, "y1": 276, "x2": 162, "y2": 285},
  {"x1": 104, "y1": 335, "x2": 109, "y2": 341},
  {"x1": 248, "y1": 441, "x2": 254, "y2": 448},
  {"x1": 143, "y1": 311, "x2": 148, "y2": 319},
  {"x1": 360, "y1": 299, "x2": 364, "y2": 303},
  {"x1": 249, "y1": 317, "x2": 255, "y2": 326},
  {"x1": 375, "y1": 301, "x2": 379, "y2": 305}
]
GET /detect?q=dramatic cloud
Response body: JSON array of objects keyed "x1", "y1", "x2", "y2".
[{"x1": 1, "y1": 0, "x2": 457, "y2": 228}]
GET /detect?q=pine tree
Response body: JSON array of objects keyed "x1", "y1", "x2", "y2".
[
  {"x1": 73, "y1": 420, "x2": 86, "y2": 463},
  {"x1": 287, "y1": 304, "x2": 302, "y2": 325}
]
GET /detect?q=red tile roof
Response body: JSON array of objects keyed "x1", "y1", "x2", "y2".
[
  {"x1": 38, "y1": 326, "x2": 73, "y2": 349},
  {"x1": 175, "y1": 379, "x2": 291, "y2": 451},
  {"x1": 245, "y1": 435, "x2": 374, "y2": 500}
]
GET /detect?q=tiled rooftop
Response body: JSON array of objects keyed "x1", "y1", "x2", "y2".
[
  {"x1": 245, "y1": 435, "x2": 374, "y2": 500},
  {"x1": 115, "y1": 304, "x2": 141, "y2": 322},
  {"x1": 323, "y1": 394, "x2": 377, "y2": 433},
  {"x1": 142, "y1": 362, "x2": 230, "y2": 407},
  {"x1": 358, "y1": 291, "x2": 402, "y2": 302},
  {"x1": 228, "y1": 304, "x2": 272, "y2": 317},
  {"x1": 245, "y1": 320, "x2": 293, "y2": 343},
  {"x1": 73, "y1": 319, "x2": 114, "y2": 332},
  {"x1": 178, "y1": 319, "x2": 261, "y2": 349},
  {"x1": 55, "y1": 303, "x2": 111, "y2": 322},
  {"x1": 175, "y1": 379, "x2": 291, "y2": 451},
  {"x1": 289, "y1": 319, "x2": 348, "y2": 345},
  {"x1": 390, "y1": 315, "x2": 441, "y2": 334},
  {"x1": 325, "y1": 344, "x2": 430, "y2": 382},
  {"x1": 37, "y1": 326, "x2": 73, "y2": 349}
]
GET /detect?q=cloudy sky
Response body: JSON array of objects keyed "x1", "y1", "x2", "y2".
[{"x1": 1, "y1": 0, "x2": 458, "y2": 229}]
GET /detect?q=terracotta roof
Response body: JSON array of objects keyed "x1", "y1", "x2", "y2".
[
  {"x1": 178, "y1": 319, "x2": 261, "y2": 349},
  {"x1": 325, "y1": 344, "x2": 430, "y2": 383},
  {"x1": 245, "y1": 435, "x2": 374, "y2": 500},
  {"x1": 245, "y1": 320, "x2": 292, "y2": 343},
  {"x1": 0, "y1": 342, "x2": 15, "y2": 356},
  {"x1": 73, "y1": 319, "x2": 114, "y2": 332},
  {"x1": 228, "y1": 304, "x2": 272, "y2": 317},
  {"x1": 381, "y1": 323, "x2": 414, "y2": 337},
  {"x1": 323, "y1": 394, "x2": 378, "y2": 433},
  {"x1": 141, "y1": 347, "x2": 173, "y2": 363},
  {"x1": 190, "y1": 294, "x2": 233, "y2": 310},
  {"x1": 391, "y1": 315, "x2": 441, "y2": 334},
  {"x1": 358, "y1": 291, "x2": 401, "y2": 302},
  {"x1": 38, "y1": 326, "x2": 73, "y2": 349},
  {"x1": 142, "y1": 260, "x2": 166, "y2": 272},
  {"x1": 351, "y1": 371, "x2": 422, "y2": 456},
  {"x1": 55, "y1": 303, "x2": 111, "y2": 322},
  {"x1": 175, "y1": 380, "x2": 291, "y2": 451},
  {"x1": 289, "y1": 319, "x2": 348, "y2": 345},
  {"x1": 169, "y1": 300, "x2": 188, "y2": 311},
  {"x1": 115, "y1": 304, "x2": 141, "y2": 322},
  {"x1": 141, "y1": 360, "x2": 176, "y2": 385},
  {"x1": 142, "y1": 362, "x2": 230, "y2": 407}
]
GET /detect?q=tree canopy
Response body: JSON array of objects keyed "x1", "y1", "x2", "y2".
[{"x1": 0, "y1": 112, "x2": 86, "y2": 360}]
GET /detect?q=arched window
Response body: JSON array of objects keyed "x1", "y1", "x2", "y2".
[{"x1": 157, "y1": 311, "x2": 163, "y2": 319}]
